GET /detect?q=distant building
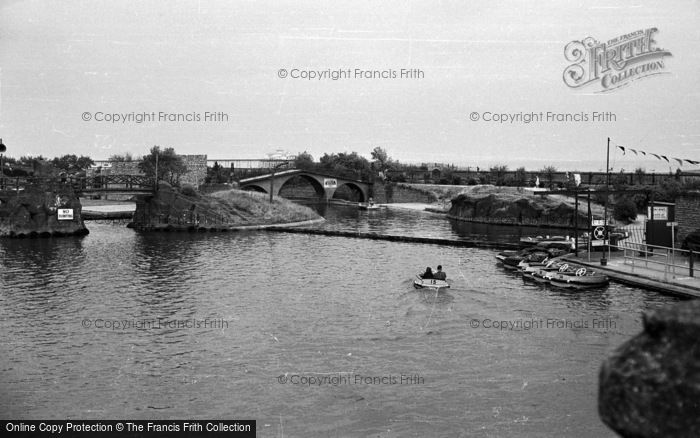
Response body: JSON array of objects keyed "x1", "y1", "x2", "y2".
[{"x1": 179, "y1": 155, "x2": 207, "y2": 186}]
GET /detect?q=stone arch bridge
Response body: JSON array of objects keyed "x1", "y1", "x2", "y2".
[{"x1": 238, "y1": 169, "x2": 372, "y2": 202}]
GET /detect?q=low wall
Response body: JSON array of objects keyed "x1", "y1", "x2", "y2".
[
  {"x1": 374, "y1": 182, "x2": 438, "y2": 204},
  {"x1": 676, "y1": 192, "x2": 700, "y2": 243}
]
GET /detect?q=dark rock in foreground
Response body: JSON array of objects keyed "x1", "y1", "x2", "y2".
[
  {"x1": 599, "y1": 299, "x2": 700, "y2": 437},
  {"x1": 0, "y1": 184, "x2": 88, "y2": 237}
]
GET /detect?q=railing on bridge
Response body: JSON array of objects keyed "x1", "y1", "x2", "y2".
[{"x1": 0, "y1": 175, "x2": 155, "y2": 195}]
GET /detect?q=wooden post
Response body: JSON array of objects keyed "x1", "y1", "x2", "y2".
[{"x1": 690, "y1": 251, "x2": 694, "y2": 277}]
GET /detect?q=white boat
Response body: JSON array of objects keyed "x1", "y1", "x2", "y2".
[
  {"x1": 413, "y1": 275, "x2": 450, "y2": 289},
  {"x1": 543, "y1": 264, "x2": 609, "y2": 288},
  {"x1": 358, "y1": 202, "x2": 381, "y2": 210}
]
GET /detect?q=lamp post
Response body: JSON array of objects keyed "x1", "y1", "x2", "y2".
[
  {"x1": 154, "y1": 147, "x2": 159, "y2": 192},
  {"x1": 269, "y1": 161, "x2": 289, "y2": 204},
  {"x1": 601, "y1": 137, "x2": 610, "y2": 266},
  {"x1": 0, "y1": 138, "x2": 6, "y2": 190}
]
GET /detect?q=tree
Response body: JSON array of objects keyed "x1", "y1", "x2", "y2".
[
  {"x1": 540, "y1": 165, "x2": 557, "y2": 189},
  {"x1": 52, "y1": 154, "x2": 94, "y2": 173},
  {"x1": 109, "y1": 153, "x2": 134, "y2": 162},
  {"x1": 138, "y1": 146, "x2": 187, "y2": 186},
  {"x1": 514, "y1": 167, "x2": 527, "y2": 187},
  {"x1": 370, "y1": 146, "x2": 394, "y2": 174},
  {"x1": 318, "y1": 152, "x2": 372, "y2": 180},
  {"x1": 634, "y1": 167, "x2": 646, "y2": 185},
  {"x1": 206, "y1": 161, "x2": 227, "y2": 184},
  {"x1": 293, "y1": 151, "x2": 315, "y2": 170},
  {"x1": 489, "y1": 164, "x2": 508, "y2": 186}
]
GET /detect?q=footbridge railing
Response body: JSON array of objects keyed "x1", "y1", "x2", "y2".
[{"x1": 0, "y1": 175, "x2": 155, "y2": 195}]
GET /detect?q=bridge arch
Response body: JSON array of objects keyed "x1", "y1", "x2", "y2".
[
  {"x1": 330, "y1": 182, "x2": 366, "y2": 202},
  {"x1": 278, "y1": 174, "x2": 325, "y2": 200},
  {"x1": 241, "y1": 184, "x2": 268, "y2": 193}
]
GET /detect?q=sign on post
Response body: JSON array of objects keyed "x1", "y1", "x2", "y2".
[
  {"x1": 57, "y1": 209, "x2": 74, "y2": 220},
  {"x1": 591, "y1": 219, "x2": 605, "y2": 226},
  {"x1": 666, "y1": 222, "x2": 678, "y2": 227},
  {"x1": 647, "y1": 206, "x2": 668, "y2": 220}
]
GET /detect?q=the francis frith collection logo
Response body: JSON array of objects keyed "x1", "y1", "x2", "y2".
[{"x1": 563, "y1": 28, "x2": 672, "y2": 92}]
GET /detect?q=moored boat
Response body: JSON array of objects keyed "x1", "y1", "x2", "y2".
[{"x1": 544, "y1": 264, "x2": 609, "y2": 288}]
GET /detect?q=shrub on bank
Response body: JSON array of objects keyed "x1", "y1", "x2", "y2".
[
  {"x1": 613, "y1": 198, "x2": 637, "y2": 222},
  {"x1": 180, "y1": 184, "x2": 198, "y2": 197}
]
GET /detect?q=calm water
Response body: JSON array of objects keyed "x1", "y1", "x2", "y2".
[
  {"x1": 0, "y1": 207, "x2": 678, "y2": 437},
  {"x1": 305, "y1": 203, "x2": 576, "y2": 243}
]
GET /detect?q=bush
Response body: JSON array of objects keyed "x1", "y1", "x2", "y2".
[
  {"x1": 613, "y1": 197, "x2": 637, "y2": 222},
  {"x1": 180, "y1": 184, "x2": 198, "y2": 197}
]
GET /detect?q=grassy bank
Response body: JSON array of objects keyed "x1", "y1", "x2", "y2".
[
  {"x1": 210, "y1": 189, "x2": 321, "y2": 224},
  {"x1": 131, "y1": 184, "x2": 322, "y2": 229}
]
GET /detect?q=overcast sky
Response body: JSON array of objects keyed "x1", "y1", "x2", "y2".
[{"x1": 1, "y1": 0, "x2": 698, "y2": 171}]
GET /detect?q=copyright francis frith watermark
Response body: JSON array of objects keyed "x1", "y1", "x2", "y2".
[
  {"x1": 277, "y1": 373, "x2": 424, "y2": 386},
  {"x1": 563, "y1": 27, "x2": 672, "y2": 92}
]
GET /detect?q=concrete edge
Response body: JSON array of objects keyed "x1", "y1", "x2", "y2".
[
  {"x1": 131, "y1": 217, "x2": 326, "y2": 232},
  {"x1": 562, "y1": 256, "x2": 700, "y2": 299},
  {"x1": 226, "y1": 217, "x2": 326, "y2": 231},
  {"x1": 263, "y1": 226, "x2": 521, "y2": 250}
]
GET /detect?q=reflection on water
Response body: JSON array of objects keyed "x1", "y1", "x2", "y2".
[
  {"x1": 0, "y1": 206, "x2": 680, "y2": 437},
  {"x1": 306, "y1": 202, "x2": 575, "y2": 243}
]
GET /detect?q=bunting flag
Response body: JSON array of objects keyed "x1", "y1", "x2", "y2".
[{"x1": 614, "y1": 141, "x2": 699, "y2": 166}]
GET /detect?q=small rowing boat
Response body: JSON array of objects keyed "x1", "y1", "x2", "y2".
[
  {"x1": 413, "y1": 275, "x2": 450, "y2": 289},
  {"x1": 358, "y1": 202, "x2": 381, "y2": 210}
]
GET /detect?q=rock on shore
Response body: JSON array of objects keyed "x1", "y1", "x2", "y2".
[
  {"x1": 448, "y1": 185, "x2": 589, "y2": 227},
  {"x1": 599, "y1": 299, "x2": 700, "y2": 437},
  {"x1": 0, "y1": 185, "x2": 88, "y2": 237}
]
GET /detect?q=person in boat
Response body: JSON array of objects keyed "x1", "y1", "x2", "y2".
[
  {"x1": 420, "y1": 267, "x2": 434, "y2": 279},
  {"x1": 368, "y1": 197, "x2": 375, "y2": 206},
  {"x1": 433, "y1": 265, "x2": 446, "y2": 280}
]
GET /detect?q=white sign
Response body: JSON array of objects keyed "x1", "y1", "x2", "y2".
[
  {"x1": 666, "y1": 221, "x2": 678, "y2": 227},
  {"x1": 57, "y1": 209, "x2": 74, "y2": 220},
  {"x1": 647, "y1": 206, "x2": 668, "y2": 220},
  {"x1": 591, "y1": 219, "x2": 605, "y2": 226},
  {"x1": 323, "y1": 178, "x2": 337, "y2": 188}
]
